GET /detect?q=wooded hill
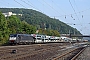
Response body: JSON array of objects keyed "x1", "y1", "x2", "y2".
[{"x1": 0, "y1": 8, "x2": 81, "y2": 35}]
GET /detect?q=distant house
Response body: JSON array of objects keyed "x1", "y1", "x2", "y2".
[{"x1": 2, "y1": 12, "x2": 22, "y2": 17}]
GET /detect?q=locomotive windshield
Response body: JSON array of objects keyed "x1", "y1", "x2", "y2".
[{"x1": 10, "y1": 34, "x2": 17, "y2": 37}]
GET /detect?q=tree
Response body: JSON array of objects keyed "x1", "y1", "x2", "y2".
[
  {"x1": 38, "y1": 29, "x2": 60, "y2": 36},
  {"x1": 0, "y1": 12, "x2": 9, "y2": 44},
  {"x1": 7, "y1": 15, "x2": 22, "y2": 33},
  {"x1": 21, "y1": 21, "x2": 36, "y2": 34}
]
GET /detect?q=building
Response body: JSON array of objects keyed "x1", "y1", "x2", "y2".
[{"x1": 2, "y1": 12, "x2": 22, "y2": 17}]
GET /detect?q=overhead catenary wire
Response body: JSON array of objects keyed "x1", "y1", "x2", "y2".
[
  {"x1": 14, "y1": 0, "x2": 27, "y2": 8},
  {"x1": 37, "y1": 0, "x2": 60, "y2": 17},
  {"x1": 37, "y1": 0, "x2": 46, "y2": 14},
  {"x1": 27, "y1": 0, "x2": 40, "y2": 10},
  {"x1": 48, "y1": 7, "x2": 90, "y2": 18},
  {"x1": 73, "y1": 0, "x2": 86, "y2": 33},
  {"x1": 51, "y1": 0, "x2": 67, "y2": 19},
  {"x1": 42, "y1": 0, "x2": 62, "y2": 15},
  {"x1": 5, "y1": 0, "x2": 90, "y2": 20},
  {"x1": 14, "y1": 0, "x2": 44, "y2": 16},
  {"x1": 37, "y1": 0, "x2": 71, "y2": 18},
  {"x1": 69, "y1": 0, "x2": 79, "y2": 20},
  {"x1": 48, "y1": 0, "x2": 90, "y2": 18},
  {"x1": 51, "y1": 0, "x2": 67, "y2": 14},
  {"x1": 1, "y1": 0, "x2": 90, "y2": 35},
  {"x1": 2, "y1": 1, "x2": 90, "y2": 23},
  {"x1": 74, "y1": 0, "x2": 79, "y2": 13},
  {"x1": 0, "y1": 0, "x2": 90, "y2": 19},
  {"x1": 21, "y1": 0, "x2": 42, "y2": 12},
  {"x1": 74, "y1": 0, "x2": 83, "y2": 19}
]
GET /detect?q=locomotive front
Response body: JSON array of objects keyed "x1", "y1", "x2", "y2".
[{"x1": 9, "y1": 34, "x2": 17, "y2": 45}]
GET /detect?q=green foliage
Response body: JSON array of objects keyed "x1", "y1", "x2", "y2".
[
  {"x1": 47, "y1": 29, "x2": 60, "y2": 37},
  {"x1": 21, "y1": 21, "x2": 36, "y2": 34},
  {"x1": 7, "y1": 15, "x2": 22, "y2": 33},
  {"x1": 38, "y1": 29, "x2": 60, "y2": 37},
  {"x1": 0, "y1": 12, "x2": 9, "y2": 45},
  {"x1": 0, "y1": 12, "x2": 36, "y2": 45}
]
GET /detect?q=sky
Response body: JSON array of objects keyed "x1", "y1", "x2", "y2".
[{"x1": 0, "y1": 0, "x2": 90, "y2": 35}]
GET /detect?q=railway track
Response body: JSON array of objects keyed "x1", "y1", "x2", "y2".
[
  {"x1": 52, "y1": 46, "x2": 86, "y2": 60},
  {"x1": 0, "y1": 43, "x2": 68, "y2": 60},
  {"x1": 0, "y1": 43, "x2": 87, "y2": 60}
]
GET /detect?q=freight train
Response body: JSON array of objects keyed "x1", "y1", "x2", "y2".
[{"x1": 9, "y1": 34, "x2": 76, "y2": 45}]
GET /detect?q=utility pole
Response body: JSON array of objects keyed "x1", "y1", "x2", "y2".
[
  {"x1": 69, "y1": 30, "x2": 70, "y2": 35},
  {"x1": 69, "y1": 30, "x2": 72, "y2": 38},
  {"x1": 69, "y1": 33, "x2": 71, "y2": 38}
]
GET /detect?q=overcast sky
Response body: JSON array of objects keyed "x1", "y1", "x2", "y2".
[{"x1": 0, "y1": 0, "x2": 90, "y2": 35}]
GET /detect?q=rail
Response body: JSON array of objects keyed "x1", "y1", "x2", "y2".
[
  {"x1": 71, "y1": 47, "x2": 86, "y2": 60},
  {"x1": 52, "y1": 47, "x2": 86, "y2": 60}
]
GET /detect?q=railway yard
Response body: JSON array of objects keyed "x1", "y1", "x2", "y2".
[{"x1": 0, "y1": 42, "x2": 90, "y2": 60}]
